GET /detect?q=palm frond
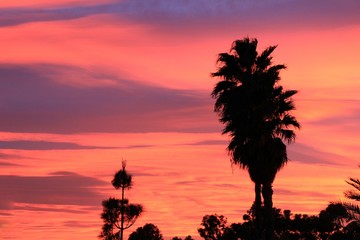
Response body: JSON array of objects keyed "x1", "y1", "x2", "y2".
[
  {"x1": 256, "y1": 45, "x2": 277, "y2": 71},
  {"x1": 343, "y1": 202, "x2": 360, "y2": 213},
  {"x1": 278, "y1": 99, "x2": 296, "y2": 113},
  {"x1": 212, "y1": 53, "x2": 239, "y2": 80},
  {"x1": 282, "y1": 114, "x2": 301, "y2": 129},
  {"x1": 211, "y1": 80, "x2": 237, "y2": 98},
  {"x1": 341, "y1": 202, "x2": 360, "y2": 222},
  {"x1": 231, "y1": 38, "x2": 258, "y2": 72},
  {"x1": 268, "y1": 64, "x2": 287, "y2": 72},
  {"x1": 277, "y1": 129, "x2": 296, "y2": 143},
  {"x1": 345, "y1": 177, "x2": 360, "y2": 201},
  {"x1": 281, "y1": 89, "x2": 298, "y2": 100},
  {"x1": 346, "y1": 178, "x2": 360, "y2": 191},
  {"x1": 267, "y1": 64, "x2": 286, "y2": 82},
  {"x1": 345, "y1": 190, "x2": 360, "y2": 201}
]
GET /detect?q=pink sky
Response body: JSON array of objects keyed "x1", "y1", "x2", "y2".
[{"x1": 0, "y1": 0, "x2": 360, "y2": 239}]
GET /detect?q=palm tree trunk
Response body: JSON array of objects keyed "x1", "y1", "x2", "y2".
[
  {"x1": 255, "y1": 182, "x2": 262, "y2": 239},
  {"x1": 262, "y1": 183, "x2": 274, "y2": 240}
]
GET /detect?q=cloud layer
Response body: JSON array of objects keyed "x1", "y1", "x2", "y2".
[
  {"x1": 0, "y1": 0, "x2": 359, "y2": 31},
  {"x1": 0, "y1": 171, "x2": 106, "y2": 210},
  {"x1": 0, "y1": 140, "x2": 119, "y2": 150},
  {"x1": 0, "y1": 64, "x2": 215, "y2": 133}
]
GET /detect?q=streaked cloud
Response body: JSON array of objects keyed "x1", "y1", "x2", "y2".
[
  {"x1": 275, "y1": 188, "x2": 337, "y2": 200},
  {"x1": 0, "y1": 153, "x2": 26, "y2": 167},
  {"x1": 186, "y1": 139, "x2": 228, "y2": 146},
  {"x1": 308, "y1": 102, "x2": 360, "y2": 128},
  {"x1": 0, "y1": 152, "x2": 25, "y2": 159},
  {"x1": 62, "y1": 220, "x2": 99, "y2": 228},
  {"x1": 0, "y1": 64, "x2": 215, "y2": 133},
  {"x1": 0, "y1": 171, "x2": 107, "y2": 210},
  {"x1": 288, "y1": 143, "x2": 349, "y2": 166},
  {"x1": 181, "y1": 138, "x2": 346, "y2": 166},
  {"x1": 13, "y1": 204, "x2": 89, "y2": 214},
  {"x1": 0, "y1": 161, "x2": 20, "y2": 167},
  {"x1": 0, "y1": 140, "x2": 116, "y2": 150},
  {"x1": 0, "y1": 0, "x2": 358, "y2": 31}
]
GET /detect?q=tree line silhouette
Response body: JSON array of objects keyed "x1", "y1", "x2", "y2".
[
  {"x1": 99, "y1": 163, "x2": 359, "y2": 239},
  {"x1": 197, "y1": 202, "x2": 359, "y2": 239},
  {"x1": 98, "y1": 37, "x2": 359, "y2": 239}
]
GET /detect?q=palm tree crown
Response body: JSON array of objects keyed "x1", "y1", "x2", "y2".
[
  {"x1": 211, "y1": 37, "x2": 300, "y2": 240},
  {"x1": 211, "y1": 37, "x2": 300, "y2": 183}
]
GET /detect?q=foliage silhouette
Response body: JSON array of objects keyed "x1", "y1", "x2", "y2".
[
  {"x1": 341, "y1": 165, "x2": 360, "y2": 224},
  {"x1": 198, "y1": 214, "x2": 227, "y2": 240},
  {"x1": 211, "y1": 37, "x2": 300, "y2": 239},
  {"x1": 128, "y1": 223, "x2": 164, "y2": 240},
  {"x1": 199, "y1": 203, "x2": 359, "y2": 240},
  {"x1": 171, "y1": 236, "x2": 194, "y2": 240},
  {"x1": 99, "y1": 160, "x2": 143, "y2": 240},
  {"x1": 184, "y1": 236, "x2": 195, "y2": 240}
]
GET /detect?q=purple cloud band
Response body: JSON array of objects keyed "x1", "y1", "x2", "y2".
[
  {"x1": 0, "y1": 140, "x2": 114, "y2": 150},
  {"x1": 0, "y1": 171, "x2": 107, "y2": 210},
  {"x1": 0, "y1": 0, "x2": 358, "y2": 29},
  {"x1": 0, "y1": 64, "x2": 215, "y2": 133}
]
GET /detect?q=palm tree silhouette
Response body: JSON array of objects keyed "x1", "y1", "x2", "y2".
[
  {"x1": 342, "y1": 166, "x2": 360, "y2": 224},
  {"x1": 211, "y1": 37, "x2": 300, "y2": 239}
]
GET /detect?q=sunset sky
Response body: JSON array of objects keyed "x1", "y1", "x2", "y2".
[{"x1": 1, "y1": 0, "x2": 360, "y2": 239}]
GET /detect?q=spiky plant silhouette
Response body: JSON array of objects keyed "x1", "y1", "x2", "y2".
[{"x1": 99, "y1": 161, "x2": 143, "y2": 240}]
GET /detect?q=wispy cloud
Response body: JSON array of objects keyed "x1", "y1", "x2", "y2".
[
  {"x1": 0, "y1": 64, "x2": 215, "y2": 134},
  {"x1": 186, "y1": 139, "x2": 228, "y2": 146},
  {"x1": 0, "y1": 152, "x2": 25, "y2": 159},
  {"x1": 0, "y1": 140, "x2": 115, "y2": 150},
  {"x1": 0, "y1": 152, "x2": 26, "y2": 167},
  {"x1": 178, "y1": 138, "x2": 346, "y2": 166},
  {"x1": 308, "y1": 105, "x2": 360, "y2": 128},
  {"x1": 0, "y1": 161, "x2": 20, "y2": 167},
  {"x1": 288, "y1": 143, "x2": 348, "y2": 166},
  {"x1": 0, "y1": 0, "x2": 358, "y2": 30},
  {"x1": 275, "y1": 188, "x2": 336, "y2": 200},
  {"x1": 0, "y1": 171, "x2": 107, "y2": 210},
  {"x1": 62, "y1": 220, "x2": 99, "y2": 228},
  {"x1": 13, "y1": 204, "x2": 88, "y2": 214}
]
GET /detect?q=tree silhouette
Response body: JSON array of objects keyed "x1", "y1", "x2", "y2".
[
  {"x1": 199, "y1": 203, "x2": 360, "y2": 240},
  {"x1": 342, "y1": 166, "x2": 360, "y2": 224},
  {"x1": 99, "y1": 160, "x2": 143, "y2": 240},
  {"x1": 211, "y1": 37, "x2": 300, "y2": 239},
  {"x1": 184, "y1": 236, "x2": 195, "y2": 240},
  {"x1": 198, "y1": 214, "x2": 227, "y2": 240},
  {"x1": 128, "y1": 223, "x2": 164, "y2": 240},
  {"x1": 171, "y1": 236, "x2": 194, "y2": 240}
]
